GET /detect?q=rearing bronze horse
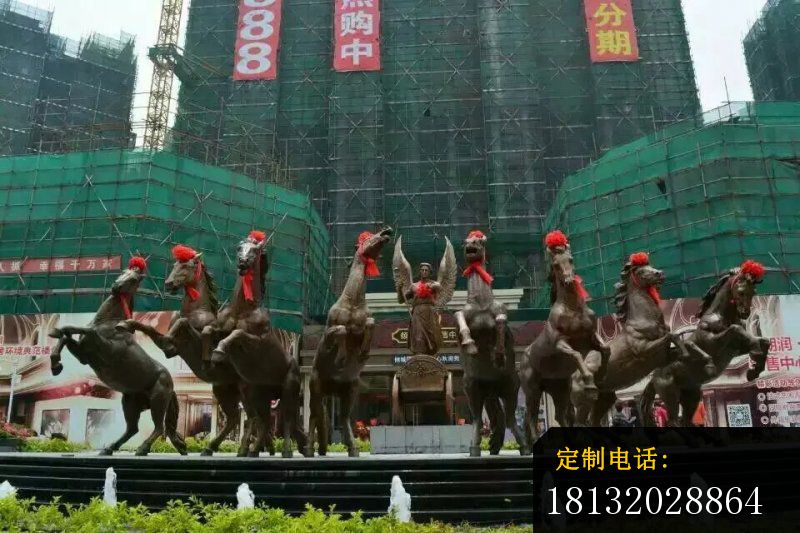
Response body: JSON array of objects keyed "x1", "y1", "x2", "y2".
[
  {"x1": 49, "y1": 257, "x2": 187, "y2": 456},
  {"x1": 117, "y1": 245, "x2": 268, "y2": 456},
  {"x1": 307, "y1": 228, "x2": 392, "y2": 457},
  {"x1": 456, "y1": 230, "x2": 529, "y2": 456},
  {"x1": 641, "y1": 261, "x2": 770, "y2": 426},
  {"x1": 519, "y1": 231, "x2": 609, "y2": 441},
  {"x1": 205, "y1": 231, "x2": 308, "y2": 458},
  {"x1": 589, "y1": 252, "x2": 714, "y2": 426}
]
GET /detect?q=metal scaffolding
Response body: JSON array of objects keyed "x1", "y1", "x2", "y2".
[{"x1": 744, "y1": 0, "x2": 800, "y2": 102}]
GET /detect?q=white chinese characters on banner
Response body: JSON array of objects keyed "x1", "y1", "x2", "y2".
[
  {"x1": 334, "y1": 0, "x2": 380, "y2": 71},
  {"x1": 233, "y1": 0, "x2": 283, "y2": 81}
]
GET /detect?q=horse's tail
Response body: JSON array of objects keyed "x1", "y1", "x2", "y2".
[{"x1": 640, "y1": 379, "x2": 657, "y2": 427}]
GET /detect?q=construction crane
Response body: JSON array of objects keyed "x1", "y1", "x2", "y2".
[{"x1": 142, "y1": 0, "x2": 183, "y2": 150}]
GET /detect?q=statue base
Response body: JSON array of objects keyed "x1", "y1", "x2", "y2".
[{"x1": 370, "y1": 425, "x2": 472, "y2": 454}]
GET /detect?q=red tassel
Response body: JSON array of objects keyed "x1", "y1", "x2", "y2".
[
  {"x1": 360, "y1": 254, "x2": 380, "y2": 277},
  {"x1": 574, "y1": 274, "x2": 590, "y2": 301},
  {"x1": 172, "y1": 245, "x2": 197, "y2": 262},
  {"x1": 467, "y1": 230, "x2": 486, "y2": 240},
  {"x1": 463, "y1": 261, "x2": 493, "y2": 285},
  {"x1": 415, "y1": 282, "x2": 433, "y2": 299},
  {"x1": 119, "y1": 293, "x2": 132, "y2": 319},
  {"x1": 630, "y1": 252, "x2": 650, "y2": 266},
  {"x1": 648, "y1": 286, "x2": 661, "y2": 305},
  {"x1": 242, "y1": 269, "x2": 255, "y2": 301},
  {"x1": 128, "y1": 256, "x2": 147, "y2": 272},
  {"x1": 741, "y1": 260, "x2": 765, "y2": 281},
  {"x1": 249, "y1": 230, "x2": 266, "y2": 242}
]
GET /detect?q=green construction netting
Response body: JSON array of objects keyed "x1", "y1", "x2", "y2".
[
  {"x1": 542, "y1": 101, "x2": 800, "y2": 313},
  {"x1": 745, "y1": 0, "x2": 800, "y2": 102},
  {"x1": 0, "y1": 149, "x2": 330, "y2": 332},
  {"x1": 172, "y1": 0, "x2": 699, "y2": 304}
]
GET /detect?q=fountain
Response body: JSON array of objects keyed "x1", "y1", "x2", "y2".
[
  {"x1": 388, "y1": 475, "x2": 411, "y2": 523},
  {"x1": 0, "y1": 480, "x2": 16, "y2": 499},
  {"x1": 103, "y1": 467, "x2": 117, "y2": 507},
  {"x1": 237, "y1": 483, "x2": 255, "y2": 509}
]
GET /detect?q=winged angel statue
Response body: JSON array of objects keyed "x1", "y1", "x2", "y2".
[{"x1": 392, "y1": 237, "x2": 457, "y2": 356}]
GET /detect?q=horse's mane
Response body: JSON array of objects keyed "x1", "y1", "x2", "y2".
[
  {"x1": 613, "y1": 263, "x2": 633, "y2": 322},
  {"x1": 697, "y1": 269, "x2": 735, "y2": 318},
  {"x1": 201, "y1": 262, "x2": 220, "y2": 313}
]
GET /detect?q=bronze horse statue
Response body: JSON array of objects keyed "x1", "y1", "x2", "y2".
[
  {"x1": 519, "y1": 231, "x2": 609, "y2": 442},
  {"x1": 455, "y1": 230, "x2": 529, "y2": 456},
  {"x1": 49, "y1": 257, "x2": 187, "y2": 456},
  {"x1": 117, "y1": 245, "x2": 269, "y2": 456},
  {"x1": 641, "y1": 261, "x2": 770, "y2": 426},
  {"x1": 204, "y1": 231, "x2": 308, "y2": 458},
  {"x1": 588, "y1": 252, "x2": 715, "y2": 426},
  {"x1": 307, "y1": 227, "x2": 392, "y2": 457}
]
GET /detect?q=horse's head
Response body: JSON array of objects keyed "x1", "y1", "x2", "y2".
[
  {"x1": 237, "y1": 230, "x2": 267, "y2": 276},
  {"x1": 111, "y1": 256, "x2": 147, "y2": 296},
  {"x1": 464, "y1": 230, "x2": 487, "y2": 264},
  {"x1": 356, "y1": 227, "x2": 393, "y2": 260},
  {"x1": 545, "y1": 230, "x2": 575, "y2": 285},
  {"x1": 729, "y1": 260, "x2": 765, "y2": 318},
  {"x1": 615, "y1": 252, "x2": 663, "y2": 320},
  {"x1": 166, "y1": 245, "x2": 203, "y2": 294},
  {"x1": 627, "y1": 252, "x2": 664, "y2": 291}
]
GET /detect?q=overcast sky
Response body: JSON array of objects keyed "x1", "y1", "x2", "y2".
[{"x1": 24, "y1": 0, "x2": 768, "y2": 118}]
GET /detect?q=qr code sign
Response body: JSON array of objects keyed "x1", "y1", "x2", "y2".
[{"x1": 727, "y1": 404, "x2": 753, "y2": 427}]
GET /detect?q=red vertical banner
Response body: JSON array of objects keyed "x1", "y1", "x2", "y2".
[
  {"x1": 232, "y1": 0, "x2": 283, "y2": 81},
  {"x1": 584, "y1": 0, "x2": 640, "y2": 63},
  {"x1": 334, "y1": 0, "x2": 381, "y2": 72}
]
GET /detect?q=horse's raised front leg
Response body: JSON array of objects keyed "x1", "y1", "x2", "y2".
[
  {"x1": 592, "y1": 332, "x2": 611, "y2": 381},
  {"x1": 358, "y1": 317, "x2": 375, "y2": 362},
  {"x1": 455, "y1": 311, "x2": 478, "y2": 356},
  {"x1": 325, "y1": 325, "x2": 347, "y2": 367},
  {"x1": 710, "y1": 322, "x2": 770, "y2": 381},
  {"x1": 555, "y1": 339, "x2": 596, "y2": 392},
  {"x1": 201, "y1": 325, "x2": 216, "y2": 364},
  {"x1": 571, "y1": 350, "x2": 602, "y2": 426}
]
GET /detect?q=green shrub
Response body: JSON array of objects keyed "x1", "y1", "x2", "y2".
[
  {"x1": 0, "y1": 496, "x2": 530, "y2": 532},
  {"x1": 20, "y1": 439, "x2": 91, "y2": 453}
]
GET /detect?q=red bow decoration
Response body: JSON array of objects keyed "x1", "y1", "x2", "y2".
[
  {"x1": 463, "y1": 261, "x2": 493, "y2": 285},
  {"x1": 740, "y1": 260, "x2": 765, "y2": 281},
  {"x1": 467, "y1": 230, "x2": 486, "y2": 240},
  {"x1": 128, "y1": 256, "x2": 147, "y2": 272},
  {"x1": 545, "y1": 230, "x2": 568, "y2": 249},
  {"x1": 415, "y1": 281, "x2": 433, "y2": 299},
  {"x1": 242, "y1": 269, "x2": 255, "y2": 302},
  {"x1": 118, "y1": 293, "x2": 132, "y2": 319},
  {"x1": 356, "y1": 231, "x2": 380, "y2": 277},
  {"x1": 574, "y1": 274, "x2": 590, "y2": 300}
]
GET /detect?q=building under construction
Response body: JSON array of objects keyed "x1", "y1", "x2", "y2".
[
  {"x1": 744, "y1": 0, "x2": 800, "y2": 102},
  {"x1": 0, "y1": 0, "x2": 137, "y2": 157},
  {"x1": 543, "y1": 101, "x2": 800, "y2": 313},
  {"x1": 172, "y1": 0, "x2": 699, "y2": 300}
]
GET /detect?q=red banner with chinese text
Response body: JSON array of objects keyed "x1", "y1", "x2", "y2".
[
  {"x1": 233, "y1": 0, "x2": 283, "y2": 81},
  {"x1": 584, "y1": 0, "x2": 639, "y2": 63},
  {"x1": 334, "y1": 0, "x2": 381, "y2": 72},
  {"x1": 0, "y1": 256, "x2": 121, "y2": 275}
]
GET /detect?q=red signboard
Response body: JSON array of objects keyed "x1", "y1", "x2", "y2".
[
  {"x1": 584, "y1": 0, "x2": 640, "y2": 63},
  {"x1": 0, "y1": 255, "x2": 121, "y2": 275},
  {"x1": 232, "y1": 0, "x2": 283, "y2": 81},
  {"x1": 334, "y1": 0, "x2": 381, "y2": 72}
]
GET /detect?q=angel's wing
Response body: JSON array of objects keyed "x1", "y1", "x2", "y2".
[
  {"x1": 435, "y1": 237, "x2": 457, "y2": 307},
  {"x1": 392, "y1": 236, "x2": 413, "y2": 305}
]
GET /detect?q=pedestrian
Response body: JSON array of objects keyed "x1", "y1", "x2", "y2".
[
  {"x1": 627, "y1": 400, "x2": 642, "y2": 427},
  {"x1": 654, "y1": 400, "x2": 669, "y2": 428},
  {"x1": 612, "y1": 401, "x2": 632, "y2": 427},
  {"x1": 692, "y1": 400, "x2": 706, "y2": 427}
]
